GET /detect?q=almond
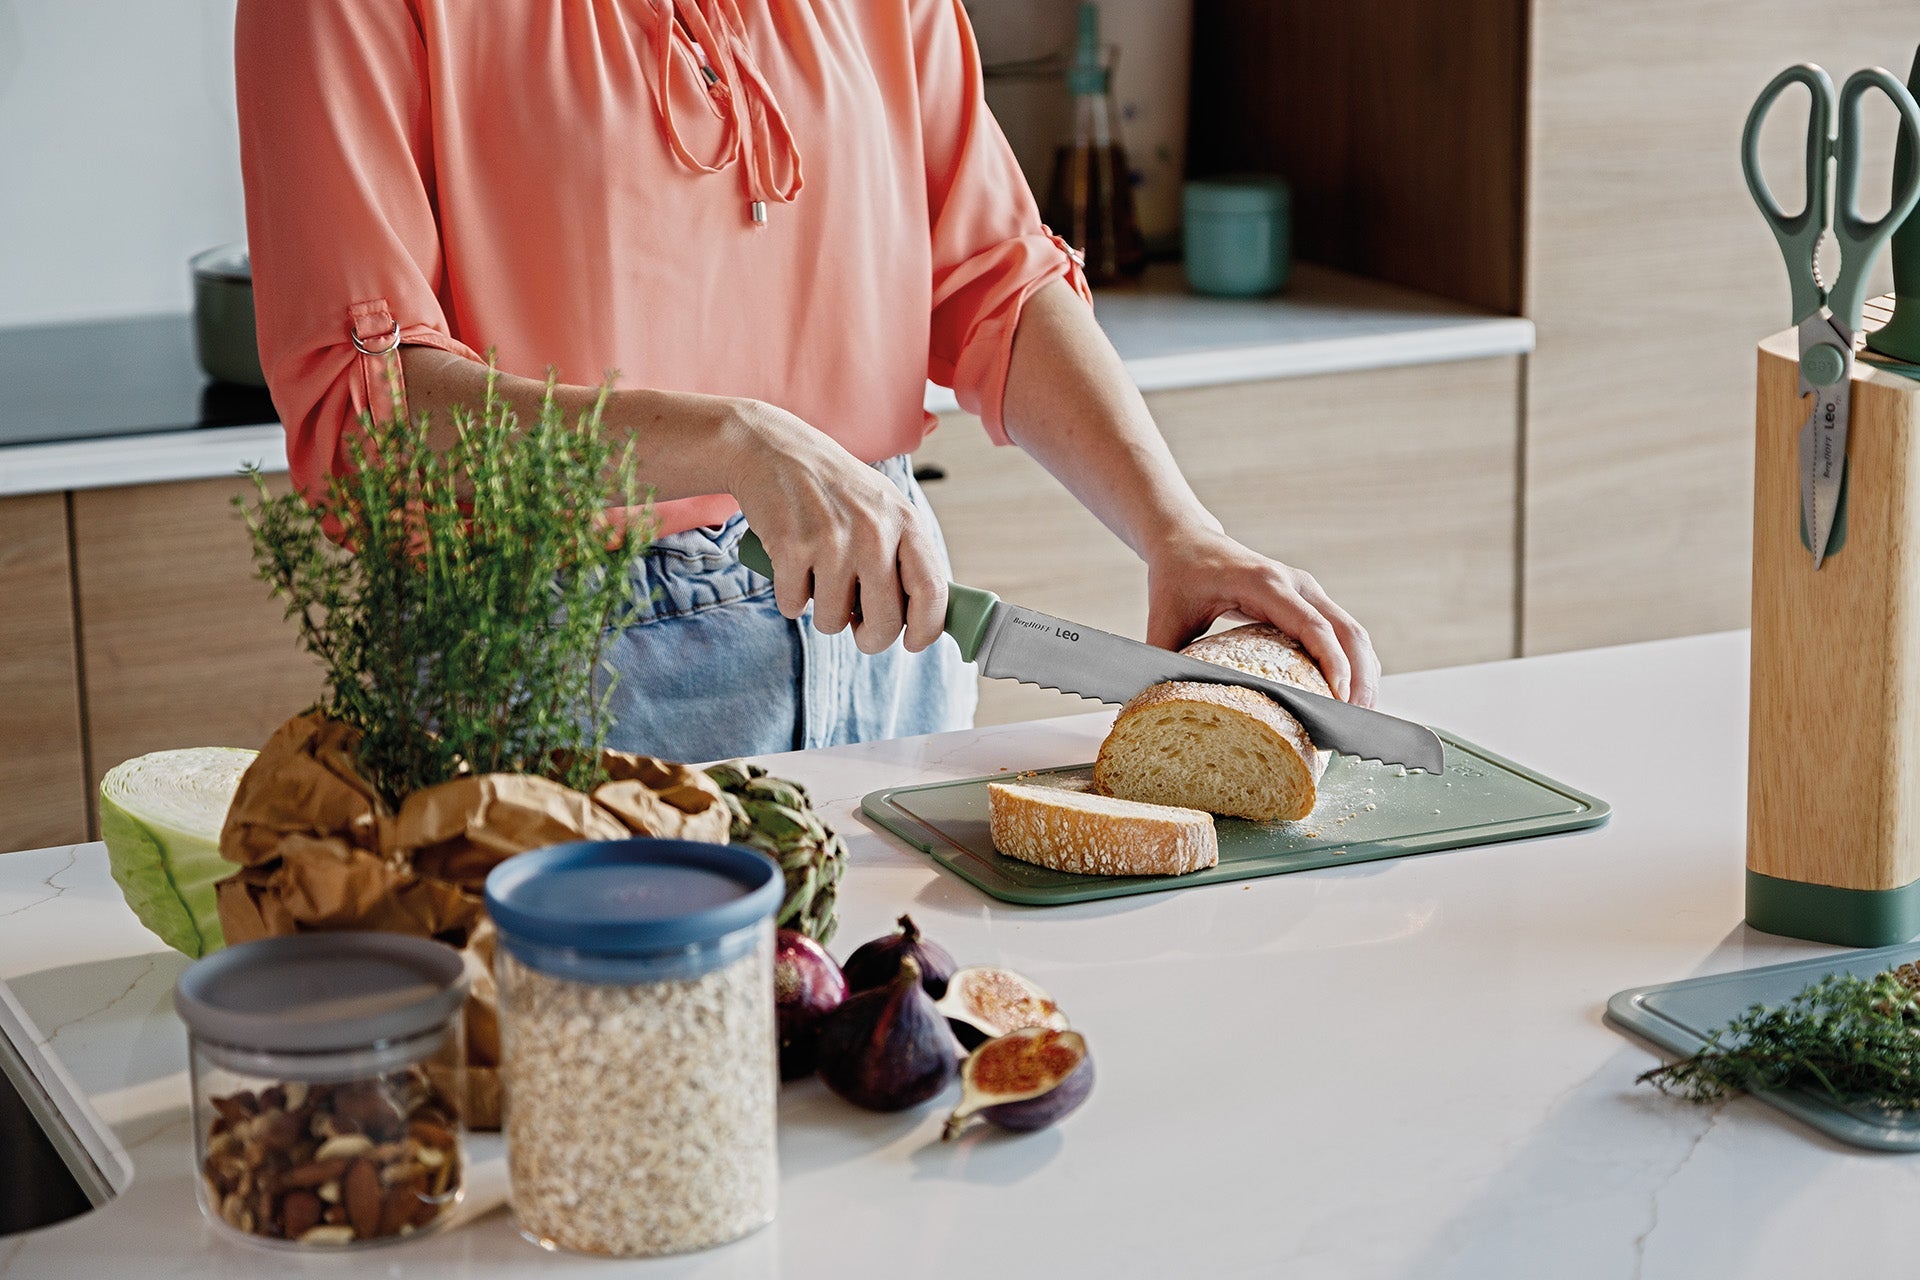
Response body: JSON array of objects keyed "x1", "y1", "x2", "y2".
[
  {"x1": 378, "y1": 1181, "x2": 420, "y2": 1237},
  {"x1": 408, "y1": 1120, "x2": 455, "y2": 1150},
  {"x1": 280, "y1": 1156, "x2": 349, "y2": 1190},
  {"x1": 280, "y1": 1190, "x2": 322, "y2": 1239},
  {"x1": 343, "y1": 1158, "x2": 381, "y2": 1238},
  {"x1": 409, "y1": 1193, "x2": 442, "y2": 1228}
]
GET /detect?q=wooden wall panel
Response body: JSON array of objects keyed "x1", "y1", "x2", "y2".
[
  {"x1": 0, "y1": 494, "x2": 88, "y2": 852},
  {"x1": 1524, "y1": 5, "x2": 1919, "y2": 655},
  {"x1": 1187, "y1": 0, "x2": 1529, "y2": 314},
  {"x1": 71, "y1": 477, "x2": 323, "y2": 802},
  {"x1": 917, "y1": 359, "x2": 1521, "y2": 726}
]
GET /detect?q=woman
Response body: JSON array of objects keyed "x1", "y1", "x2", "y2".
[{"x1": 235, "y1": 0, "x2": 1377, "y2": 762}]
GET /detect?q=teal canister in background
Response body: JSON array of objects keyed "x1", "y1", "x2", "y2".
[{"x1": 1182, "y1": 176, "x2": 1291, "y2": 297}]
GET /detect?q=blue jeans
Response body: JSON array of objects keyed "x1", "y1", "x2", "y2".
[{"x1": 598, "y1": 455, "x2": 977, "y2": 762}]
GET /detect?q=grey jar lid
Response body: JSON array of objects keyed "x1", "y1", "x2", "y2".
[{"x1": 174, "y1": 933, "x2": 468, "y2": 1055}]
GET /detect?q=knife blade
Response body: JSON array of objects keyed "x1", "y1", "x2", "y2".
[{"x1": 735, "y1": 531, "x2": 1446, "y2": 773}]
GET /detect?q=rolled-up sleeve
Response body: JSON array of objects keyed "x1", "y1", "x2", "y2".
[
  {"x1": 912, "y1": 0, "x2": 1090, "y2": 445},
  {"x1": 236, "y1": 0, "x2": 481, "y2": 498}
]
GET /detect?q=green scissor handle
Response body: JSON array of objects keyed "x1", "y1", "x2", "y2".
[
  {"x1": 1829, "y1": 67, "x2": 1920, "y2": 332},
  {"x1": 1743, "y1": 63, "x2": 1920, "y2": 331},
  {"x1": 1744, "y1": 64, "x2": 1837, "y2": 325},
  {"x1": 735, "y1": 528, "x2": 1002, "y2": 662}
]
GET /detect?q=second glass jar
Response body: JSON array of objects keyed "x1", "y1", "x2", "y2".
[{"x1": 486, "y1": 839, "x2": 783, "y2": 1258}]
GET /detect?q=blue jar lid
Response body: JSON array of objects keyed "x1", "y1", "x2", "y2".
[
  {"x1": 484, "y1": 839, "x2": 781, "y2": 958},
  {"x1": 1184, "y1": 175, "x2": 1291, "y2": 216}
]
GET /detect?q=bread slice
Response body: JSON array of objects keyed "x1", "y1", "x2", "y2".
[
  {"x1": 987, "y1": 782, "x2": 1217, "y2": 877},
  {"x1": 1093, "y1": 623, "x2": 1331, "y2": 822}
]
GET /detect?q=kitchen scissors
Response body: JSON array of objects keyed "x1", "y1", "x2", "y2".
[{"x1": 1743, "y1": 63, "x2": 1920, "y2": 568}]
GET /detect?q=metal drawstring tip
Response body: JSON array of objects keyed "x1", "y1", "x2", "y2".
[{"x1": 750, "y1": 200, "x2": 767, "y2": 225}]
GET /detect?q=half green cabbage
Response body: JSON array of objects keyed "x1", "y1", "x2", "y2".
[{"x1": 100, "y1": 748, "x2": 256, "y2": 958}]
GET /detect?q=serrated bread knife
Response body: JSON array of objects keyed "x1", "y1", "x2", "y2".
[{"x1": 736, "y1": 531, "x2": 1444, "y2": 773}]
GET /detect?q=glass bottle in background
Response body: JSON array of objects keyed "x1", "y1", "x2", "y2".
[{"x1": 1044, "y1": 3, "x2": 1146, "y2": 286}]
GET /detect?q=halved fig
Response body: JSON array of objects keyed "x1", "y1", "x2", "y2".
[
  {"x1": 935, "y1": 966, "x2": 1069, "y2": 1049},
  {"x1": 942, "y1": 1027, "x2": 1093, "y2": 1140}
]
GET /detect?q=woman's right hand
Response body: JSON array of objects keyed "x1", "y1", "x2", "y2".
[{"x1": 717, "y1": 398, "x2": 950, "y2": 656}]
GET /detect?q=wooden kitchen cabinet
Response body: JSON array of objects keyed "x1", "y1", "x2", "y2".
[
  {"x1": 1521, "y1": 1, "x2": 1918, "y2": 654},
  {"x1": 917, "y1": 358, "x2": 1521, "y2": 725},
  {"x1": 0, "y1": 494, "x2": 89, "y2": 852},
  {"x1": 1191, "y1": 0, "x2": 1920, "y2": 658},
  {"x1": 69, "y1": 477, "x2": 323, "y2": 816}
]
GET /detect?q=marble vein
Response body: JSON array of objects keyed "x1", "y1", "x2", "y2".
[
  {"x1": 1630, "y1": 1101, "x2": 1724, "y2": 1279},
  {"x1": 40, "y1": 955, "x2": 160, "y2": 1046},
  {"x1": 0, "y1": 848, "x2": 79, "y2": 923}
]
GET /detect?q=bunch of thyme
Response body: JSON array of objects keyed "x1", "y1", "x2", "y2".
[
  {"x1": 1638, "y1": 970, "x2": 1920, "y2": 1109},
  {"x1": 238, "y1": 367, "x2": 652, "y2": 807}
]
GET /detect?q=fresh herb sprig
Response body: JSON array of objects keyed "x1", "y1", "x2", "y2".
[
  {"x1": 238, "y1": 365, "x2": 652, "y2": 807},
  {"x1": 1638, "y1": 970, "x2": 1920, "y2": 1109}
]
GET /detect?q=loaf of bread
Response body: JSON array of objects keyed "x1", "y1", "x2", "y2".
[
  {"x1": 1093, "y1": 623, "x2": 1331, "y2": 823},
  {"x1": 987, "y1": 782, "x2": 1218, "y2": 877}
]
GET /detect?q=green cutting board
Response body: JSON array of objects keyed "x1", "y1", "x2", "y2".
[
  {"x1": 1606, "y1": 945, "x2": 1920, "y2": 1151},
  {"x1": 861, "y1": 731, "x2": 1609, "y2": 905}
]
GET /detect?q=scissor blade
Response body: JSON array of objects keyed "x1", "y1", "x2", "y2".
[{"x1": 1798, "y1": 315, "x2": 1854, "y2": 570}]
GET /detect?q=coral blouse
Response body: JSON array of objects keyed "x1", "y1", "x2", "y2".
[{"x1": 235, "y1": 0, "x2": 1087, "y2": 535}]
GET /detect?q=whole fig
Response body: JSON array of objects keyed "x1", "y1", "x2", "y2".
[
  {"x1": 775, "y1": 929, "x2": 847, "y2": 1080},
  {"x1": 841, "y1": 914, "x2": 956, "y2": 999},
  {"x1": 815, "y1": 956, "x2": 962, "y2": 1111},
  {"x1": 942, "y1": 1027, "x2": 1093, "y2": 1140}
]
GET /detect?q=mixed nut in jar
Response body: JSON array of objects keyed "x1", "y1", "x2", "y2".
[
  {"x1": 172, "y1": 933, "x2": 469, "y2": 1249},
  {"x1": 485, "y1": 839, "x2": 782, "y2": 1258}
]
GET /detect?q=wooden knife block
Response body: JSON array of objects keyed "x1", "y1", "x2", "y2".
[{"x1": 1749, "y1": 326, "x2": 1920, "y2": 945}]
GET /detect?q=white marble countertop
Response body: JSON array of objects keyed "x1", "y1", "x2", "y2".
[
  {"x1": 0, "y1": 265, "x2": 1531, "y2": 498},
  {"x1": 6, "y1": 630, "x2": 1872, "y2": 1280}
]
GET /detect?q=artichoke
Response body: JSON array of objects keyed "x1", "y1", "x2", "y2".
[{"x1": 706, "y1": 762, "x2": 847, "y2": 945}]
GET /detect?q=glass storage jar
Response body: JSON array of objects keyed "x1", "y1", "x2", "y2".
[
  {"x1": 485, "y1": 838, "x2": 782, "y2": 1258},
  {"x1": 173, "y1": 933, "x2": 469, "y2": 1250}
]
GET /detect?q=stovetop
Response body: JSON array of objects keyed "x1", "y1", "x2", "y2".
[{"x1": 0, "y1": 314, "x2": 277, "y2": 449}]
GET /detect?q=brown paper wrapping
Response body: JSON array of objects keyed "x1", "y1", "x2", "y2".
[{"x1": 215, "y1": 712, "x2": 732, "y2": 1129}]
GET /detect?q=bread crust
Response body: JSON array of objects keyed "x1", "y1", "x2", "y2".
[
  {"x1": 1093, "y1": 623, "x2": 1332, "y2": 821},
  {"x1": 987, "y1": 782, "x2": 1218, "y2": 877}
]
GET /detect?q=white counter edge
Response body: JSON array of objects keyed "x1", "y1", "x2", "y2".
[{"x1": 2, "y1": 316, "x2": 1535, "y2": 498}]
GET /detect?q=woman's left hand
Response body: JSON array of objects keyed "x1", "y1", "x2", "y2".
[{"x1": 1144, "y1": 530, "x2": 1380, "y2": 709}]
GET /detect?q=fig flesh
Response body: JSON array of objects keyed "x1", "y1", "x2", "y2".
[
  {"x1": 841, "y1": 913, "x2": 956, "y2": 999},
  {"x1": 815, "y1": 956, "x2": 962, "y2": 1111},
  {"x1": 774, "y1": 929, "x2": 847, "y2": 1080},
  {"x1": 936, "y1": 966, "x2": 1069, "y2": 1049},
  {"x1": 943, "y1": 1027, "x2": 1094, "y2": 1140}
]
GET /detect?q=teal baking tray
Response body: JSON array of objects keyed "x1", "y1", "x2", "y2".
[
  {"x1": 861, "y1": 731, "x2": 1609, "y2": 906},
  {"x1": 1606, "y1": 945, "x2": 1920, "y2": 1152}
]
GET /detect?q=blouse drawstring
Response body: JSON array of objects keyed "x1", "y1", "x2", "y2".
[{"x1": 651, "y1": 0, "x2": 803, "y2": 224}]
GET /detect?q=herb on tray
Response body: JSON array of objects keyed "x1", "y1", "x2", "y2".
[
  {"x1": 238, "y1": 366, "x2": 651, "y2": 807},
  {"x1": 1638, "y1": 967, "x2": 1920, "y2": 1108}
]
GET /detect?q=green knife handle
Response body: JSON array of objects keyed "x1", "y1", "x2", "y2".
[
  {"x1": 1829, "y1": 67, "x2": 1920, "y2": 332},
  {"x1": 1743, "y1": 63, "x2": 1834, "y2": 324},
  {"x1": 943, "y1": 581, "x2": 999, "y2": 663},
  {"x1": 734, "y1": 529, "x2": 1001, "y2": 662},
  {"x1": 1871, "y1": 47, "x2": 1920, "y2": 364},
  {"x1": 737, "y1": 528, "x2": 778, "y2": 580}
]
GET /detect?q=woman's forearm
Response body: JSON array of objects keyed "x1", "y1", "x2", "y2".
[
  {"x1": 999, "y1": 280, "x2": 1222, "y2": 558},
  {"x1": 998, "y1": 278, "x2": 1378, "y2": 701},
  {"x1": 397, "y1": 344, "x2": 953, "y2": 653},
  {"x1": 397, "y1": 345, "x2": 750, "y2": 504}
]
